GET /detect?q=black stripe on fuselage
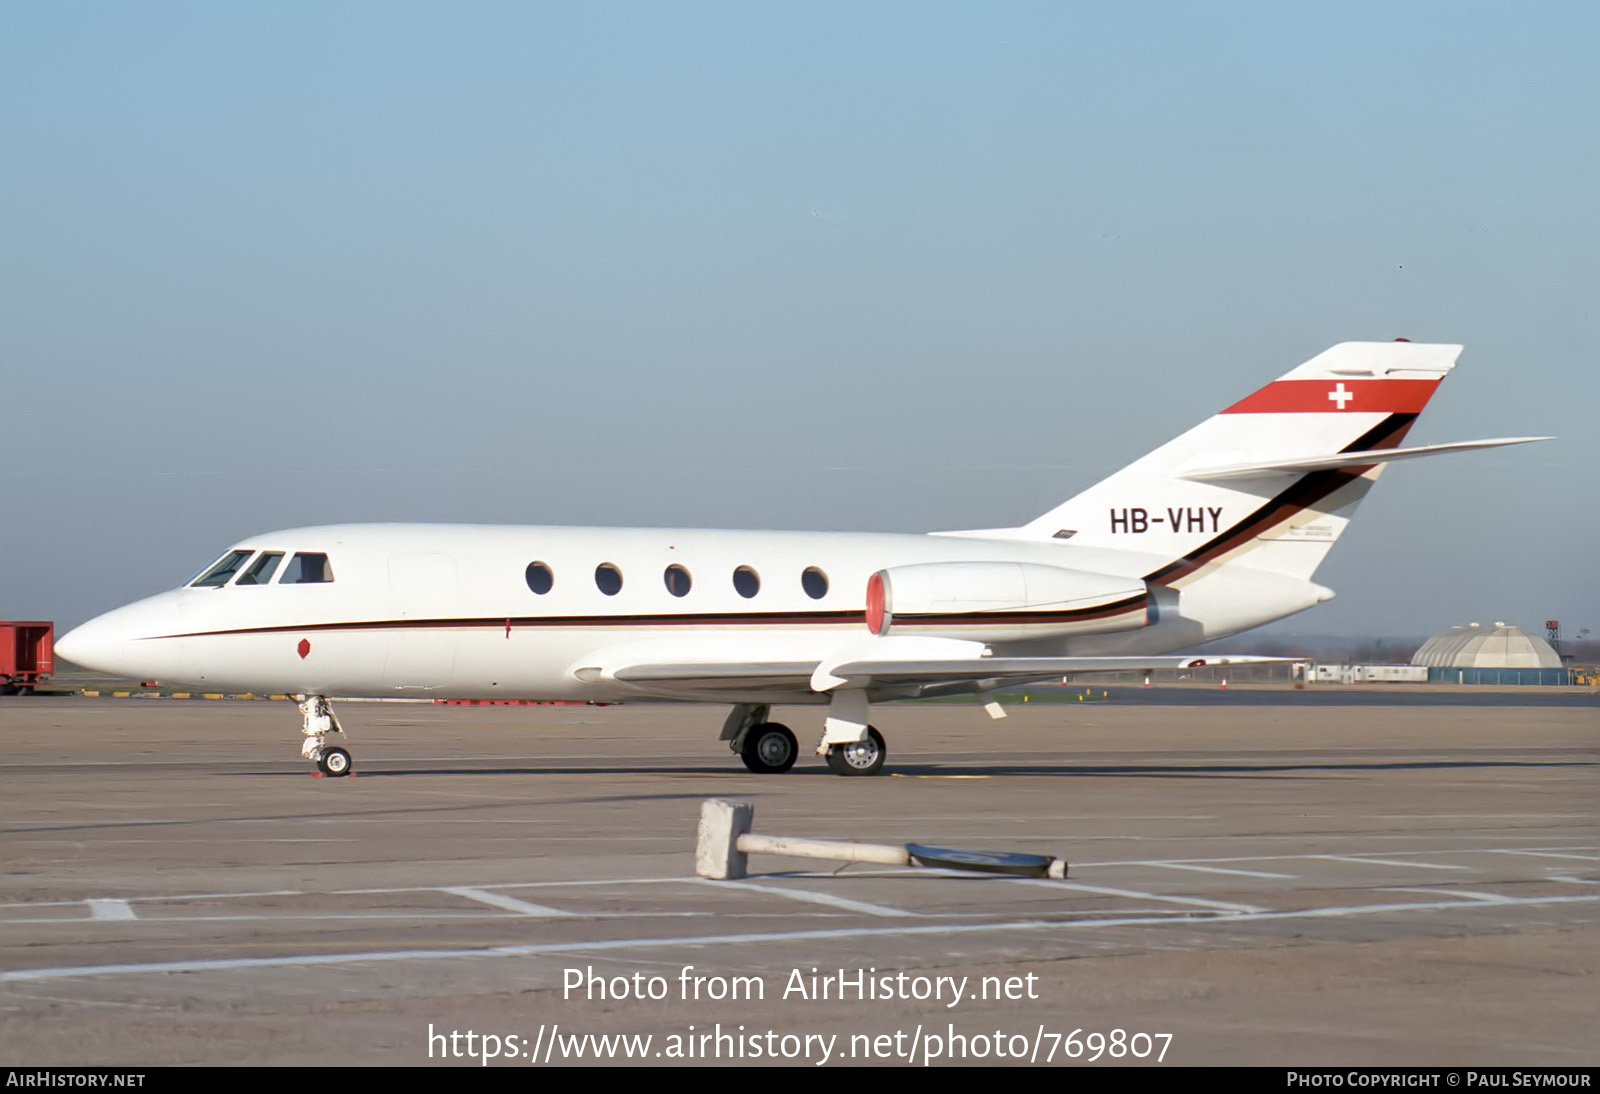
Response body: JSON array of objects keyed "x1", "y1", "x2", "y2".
[
  {"x1": 153, "y1": 594, "x2": 1148, "y2": 641},
  {"x1": 1143, "y1": 411, "x2": 1421, "y2": 587},
  {"x1": 156, "y1": 611, "x2": 863, "y2": 639}
]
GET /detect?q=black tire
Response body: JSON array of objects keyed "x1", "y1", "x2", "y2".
[
  {"x1": 739, "y1": 722, "x2": 797, "y2": 774},
  {"x1": 0, "y1": 683, "x2": 18, "y2": 696},
  {"x1": 317, "y1": 746, "x2": 353, "y2": 777},
  {"x1": 825, "y1": 726, "x2": 886, "y2": 777}
]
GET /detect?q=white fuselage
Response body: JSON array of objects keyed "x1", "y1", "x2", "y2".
[{"x1": 56, "y1": 521, "x2": 1323, "y2": 704}]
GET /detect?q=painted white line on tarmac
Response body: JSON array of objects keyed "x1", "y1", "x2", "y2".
[
  {"x1": 1382, "y1": 888, "x2": 1515, "y2": 904},
  {"x1": 9, "y1": 838, "x2": 1583, "y2": 921},
  {"x1": 1142, "y1": 862, "x2": 1296, "y2": 879},
  {"x1": 441, "y1": 887, "x2": 571, "y2": 917},
  {"x1": 338, "y1": 877, "x2": 684, "y2": 896},
  {"x1": 1314, "y1": 855, "x2": 1471, "y2": 871},
  {"x1": 5, "y1": 908, "x2": 1211, "y2": 927},
  {"x1": 0, "y1": 890, "x2": 305, "y2": 910},
  {"x1": 694, "y1": 878, "x2": 914, "y2": 918},
  {"x1": 6, "y1": 911, "x2": 722, "y2": 925},
  {"x1": 1009, "y1": 879, "x2": 1263, "y2": 914},
  {"x1": 6, "y1": 893, "x2": 1593, "y2": 983},
  {"x1": 1082, "y1": 845, "x2": 1593, "y2": 870},
  {"x1": 2, "y1": 877, "x2": 692, "y2": 913},
  {"x1": 85, "y1": 900, "x2": 136, "y2": 921},
  {"x1": 1550, "y1": 876, "x2": 1597, "y2": 885}
]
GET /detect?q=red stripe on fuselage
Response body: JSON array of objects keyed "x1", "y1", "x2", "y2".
[{"x1": 1221, "y1": 378, "x2": 1440, "y2": 415}]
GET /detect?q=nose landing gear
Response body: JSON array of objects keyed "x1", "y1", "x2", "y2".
[{"x1": 297, "y1": 695, "x2": 352, "y2": 777}]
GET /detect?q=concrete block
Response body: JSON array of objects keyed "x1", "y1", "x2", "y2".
[{"x1": 695, "y1": 798, "x2": 754, "y2": 879}]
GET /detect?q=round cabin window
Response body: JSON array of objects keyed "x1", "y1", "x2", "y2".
[
  {"x1": 664, "y1": 564, "x2": 692, "y2": 597},
  {"x1": 732, "y1": 566, "x2": 760, "y2": 599},
  {"x1": 526, "y1": 562, "x2": 554, "y2": 594}
]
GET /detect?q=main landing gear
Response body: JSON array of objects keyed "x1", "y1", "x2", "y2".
[
  {"x1": 722, "y1": 704, "x2": 798, "y2": 773},
  {"x1": 722, "y1": 697, "x2": 887, "y2": 777},
  {"x1": 824, "y1": 727, "x2": 886, "y2": 777},
  {"x1": 741, "y1": 722, "x2": 798, "y2": 773},
  {"x1": 297, "y1": 694, "x2": 353, "y2": 777}
]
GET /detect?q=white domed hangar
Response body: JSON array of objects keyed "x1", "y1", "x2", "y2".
[{"x1": 1410, "y1": 622, "x2": 1571, "y2": 685}]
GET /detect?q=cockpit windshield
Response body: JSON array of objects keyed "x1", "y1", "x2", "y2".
[
  {"x1": 235, "y1": 552, "x2": 284, "y2": 586},
  {"x1": 281, "y1": 552, "x2": 334, "y2": 584},
  {"x1": 190, "y1": 550, "x2": 254, "y2": 588},
  {"x1": 187, "y1": 548, "x2": 334, "y2": 587}
]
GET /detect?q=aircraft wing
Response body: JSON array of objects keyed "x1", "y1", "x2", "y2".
[
  {"x1": 606, "y1": 655, "x2": 1280, "y2": 699},
  {"x1": 811, "y1": 654, "x2": 1268, "y2": 688}
]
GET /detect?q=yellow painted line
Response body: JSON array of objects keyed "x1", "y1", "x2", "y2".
[
  {"x1": 81, "y1": 690, "x2": 99, "y2": 697},
  {"x1": 112, "y1": 691, "x2": 130, "y2": 698},
  {"x1": 203, "y1": 693, "x2": 224, "y2": 700},
  {"x1": 268, "y1": 695, "x2": 289, "y2": 701},
  {"x1": 171, "y1": 693, "x2": 189, "y2": 699}
]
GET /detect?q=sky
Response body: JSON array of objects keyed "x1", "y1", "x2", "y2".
[{"x1": 3, "y1": 2, "x2": 1595, "y2": 638}]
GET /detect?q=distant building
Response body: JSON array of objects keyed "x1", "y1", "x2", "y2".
[
  {"x1": 1311, "y1": 663, "x2": 1428, "y2": 684},
  {"x1": 1410, "y1": 622, "x2": 1571, "y2": 685}
]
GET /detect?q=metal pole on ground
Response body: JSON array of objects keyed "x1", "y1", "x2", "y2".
[{"x1": 695, "y1": 798, "x2": 1067, "y2": 881}]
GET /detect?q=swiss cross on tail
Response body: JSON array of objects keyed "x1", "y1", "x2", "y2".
[{"x1": 1219, "y1": 376, "x2": 1439, "y2": 414}]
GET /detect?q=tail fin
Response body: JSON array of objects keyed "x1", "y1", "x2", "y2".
[{"x1": 948, "y1": 342, "x2": 1520, "y2": 587}]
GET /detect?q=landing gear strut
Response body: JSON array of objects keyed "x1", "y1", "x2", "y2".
[
  {"x1": 816, "y1": 689, "x2": 888, "y2": 776},
  {"x1": 297, "y1": 694, "x2": 352, "y2": 777}
]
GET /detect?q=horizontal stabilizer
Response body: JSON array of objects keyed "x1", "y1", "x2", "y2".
[{"x1": 1178, "y1": 437, "x2": 1552, "y2": 483}]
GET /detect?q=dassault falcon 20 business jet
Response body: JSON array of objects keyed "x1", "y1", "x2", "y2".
[{"x1": 59, "y1": 341, "x2": 1545, "y2": 778}]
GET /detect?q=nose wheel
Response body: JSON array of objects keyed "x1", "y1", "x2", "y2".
[{"x1": 316, "y1": 746, "x2": 353, "y2": 777}]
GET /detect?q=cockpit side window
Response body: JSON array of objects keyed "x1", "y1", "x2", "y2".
[
  {"x1": 281, "y1": 552, "x2": 334, "y2": 584},
  {"x1": 235, "y1": 552, "x2": 284, "y2": 586},
  {"x1": 191, "y1": 550, "x2": 254, "y2": 588}
]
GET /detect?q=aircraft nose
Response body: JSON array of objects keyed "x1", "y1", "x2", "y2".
[
  {"x1": 54, "y1": 621, "x2": 93, "y2": 667},
  {"x1": 56, "y1": 613, "x2": 134, "y2": 674},
  {"x1": 56, "y1": 595, "x2": 183, "y2": 679}
]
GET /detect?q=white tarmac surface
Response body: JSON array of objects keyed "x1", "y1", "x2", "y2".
[{"x1": 1, "y1": 692, "x2": 1595, "y2": 1066}]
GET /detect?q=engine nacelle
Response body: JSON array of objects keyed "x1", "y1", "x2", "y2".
[{"x1": 865, "y1": 561, "x2": 1149, "y2": 642}]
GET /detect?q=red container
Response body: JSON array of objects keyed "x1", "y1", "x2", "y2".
[{"x1": 1, "y1": 622, "x2": 54, "y2": 694}]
